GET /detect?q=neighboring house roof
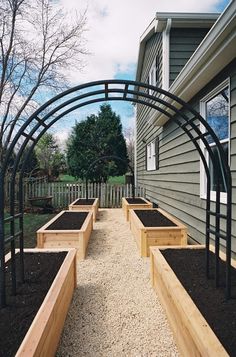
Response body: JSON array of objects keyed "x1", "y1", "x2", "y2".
[{"x1": 135, "y1": 1, "x2": 236, "y2": 126}]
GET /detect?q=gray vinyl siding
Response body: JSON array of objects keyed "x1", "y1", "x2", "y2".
[
  {"x1": 169, "y1": 28, "x2": 210, "y2": 85},
  {"x1": 140, "y1": 32, "x2": 162, "y2": 87},
  {"x1": 136, "y1": 59, "x2": 236, "y2": 257}
]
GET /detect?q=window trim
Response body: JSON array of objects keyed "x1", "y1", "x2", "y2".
[
  {"x1": 146, "y1": 138, "x2": 159, "y2": 172},
  {"x1": 199, "y1": 78, "x2": 230, "y2": 204},
  {"x1": 148, "y1": 55, "x2": 160, "y2": 94}
]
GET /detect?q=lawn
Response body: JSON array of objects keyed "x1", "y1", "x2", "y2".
[
  {"x1": 108, "y1": 175, "x2": 125, "y2": 184},
  {"x1": 5, "y1": 213, "x2": 56, "y2": 251},
  {"x1": 58, "y1": 174, "x2": 78, "y2": 182},
  {"x1": 59, "y1": 174, "x2": 125, "y2": 185}
]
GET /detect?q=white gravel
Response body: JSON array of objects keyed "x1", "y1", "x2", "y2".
[{"x1": 57, "y1": 208, "x2": 179, "y2": 357}]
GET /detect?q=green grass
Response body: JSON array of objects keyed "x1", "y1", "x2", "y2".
[
  {"x1": 58, "y1": 174, "x2": 78, "y2": 182},
  {"x1": 5, "y1": 213, "x2": 56, "y2": 250},
  {"x1": 59, "y1": 174, "x2": 125, "y2": 185},
  {"x1": 108, "y1": 175, "x2": 125, "y2": 184}
]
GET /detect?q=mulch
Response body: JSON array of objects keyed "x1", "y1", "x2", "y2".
[
  {"x1": 125, "y1": 198, "x2": 147, "y2": 204},
  {"x1": 161, "y1": 248, "x2": 236, "y2": 356},
  {"x1": 0, "y1": 252, "x2": 66, "y2": 357},
  {"x1": 134, "y1": 209, "x2": 177, "y2": 227},
  {"x1": 73, "y1": 198, "x2": 95, "y2": 205},
  {"x1": 46, "y1": 211, "x2": 88, "y2": 230}
]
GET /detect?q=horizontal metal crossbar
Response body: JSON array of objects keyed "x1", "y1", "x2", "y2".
[
  {"x1": 105, "y1": 84, "x2": 108, "y2": 100},
  {"x1": 21, "y1": 132, "x2": 36, "y2": 142},
  {"x1": 123, "y1": 84, "x2": 129, "y2": 99},
  {"x1": 180, "y1": 117, "x2": 197, "y2": 129},
  {"x1": 192, "y1": 131, "x2": 210, "y2": 142},
  {"x1": 207, "y1": 211, "x2": 227, "y2": 219},
  {"x1": 5, "y1": 231, "x2": 22, "y2": 244},
  {"x1": 35, "y1": 116, "x2": 48, "y2": 128},
  {"x1": 4, "y1": 213, "x2": 23, "y2": 223},
  {"x1": 207, "y1": 228, "x2": 227, "y2": 240}
]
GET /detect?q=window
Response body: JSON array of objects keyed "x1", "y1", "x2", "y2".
[
  {"x1": 148, "y1": 54, "x2": 160, "y2": 94},
  {"x1": 146, "y1": 138, "x2": 159, "y2": 171},
  {"x1": 200, "y1": 80, "x2": 230, "y2": 203}
]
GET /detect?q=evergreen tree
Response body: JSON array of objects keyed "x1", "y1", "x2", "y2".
[{"x1": 67, "y1": 104, "x2": 128, "y2": 182}]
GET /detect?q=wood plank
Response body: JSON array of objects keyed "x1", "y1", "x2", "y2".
[
  {"x1": 68, "y1": 198, "x2": 99, "y2": 222},
  {"x1": 150, "y1": 246, "x2": 229, "y2": 357},
  {"x1": 122, "y1": 197, "x2": 153, "y2": 221},
  {"x1": 37, "y1": 211, "x2": 93, "y2": 260},
  {"x1": 129, "y1": 208, "x2": 188, "y2": 257},
  {"x1": 15, "y1": 248, "x2": 77, "y2": 357}
]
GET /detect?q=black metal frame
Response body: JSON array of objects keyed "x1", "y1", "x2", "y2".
[
  {"x1": 0, "y1": 79, "x2": 232, "y2": 308},
  {"x1": 85, "y1": 155, "x2": 135, "y2": 200}
]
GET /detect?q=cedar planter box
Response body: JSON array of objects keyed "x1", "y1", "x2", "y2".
[
  {"x1": 8, "y1": 248, "x2": 77, "y2": 357},
  {"x1": 122, "y1": 197, "x2": 152, "y2": 222},
  {"x1": 129, "y1": 208, "x2": 187, "y2": 257},
  {"x1": 68, "y1": 198, "x2": 99, "y2": 222},
  {"x1": 37, "y1": 210, "x2": 93, "y2": 260},
  {"x1": 150, "y1": 246, "x2": 230, "y2": 357}
]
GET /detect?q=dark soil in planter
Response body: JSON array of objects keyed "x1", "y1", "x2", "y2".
[
  {"x1": 46, "y1": 211, "x2": 88, "y2": 230},
  {"x1": 0, "y1": 251, "x2": 66, "y2": 357},
  {"x1": 134, "y1": 209, "x2": 177, "y2": 227},
  {"x1": 125, "y1": 198, "x2": 147, "y2": 204},
  {"x1": 162, "y1": 248, "x2": 236, "y2": 356},
  {"x1": 73, "y1": 198, "x2": 95, "y2": 205}
]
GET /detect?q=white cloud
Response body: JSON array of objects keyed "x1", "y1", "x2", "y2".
[
  {"x1": 53, "y1": 127, "x2": 71, "y2": 149},
  {"x1": 53, "y1": 0, "x2": 228, "y2": 139},
  {"x1": 59, "y1": 0, "x2": 227, "y2": 84}
]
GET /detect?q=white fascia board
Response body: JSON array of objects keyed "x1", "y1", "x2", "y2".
[{"x1": 152, "y1": 1, "x2": 236, "y2": 127}]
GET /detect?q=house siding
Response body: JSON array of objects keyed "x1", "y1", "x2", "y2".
[
  {"x1": 136, "y1": 59, "x2": 236, "y2": 256},
  {"x1": 141, "y1": 32, "x2": 163, "y2": 86},
  {"x1": 169, "y1": 28, "x2": 210, "y2": 85}
]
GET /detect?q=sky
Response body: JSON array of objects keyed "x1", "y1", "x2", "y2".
[{"x1": 53, "y1": 0, "x2": 231, "y2": 147}]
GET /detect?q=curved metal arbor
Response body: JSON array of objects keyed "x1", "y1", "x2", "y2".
[{"x1": 0, "y1": 79, "x2": 232, "y2": 307}]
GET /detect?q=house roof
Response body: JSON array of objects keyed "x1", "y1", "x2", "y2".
[
  {"x1": 136, "y1": 12, "x2": 219, "y2": 84},
  {"x1": 150, "y1": 1, "x2": 236, "y2": 126}
]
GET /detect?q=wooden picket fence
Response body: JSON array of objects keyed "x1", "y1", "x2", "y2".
[{"x1": 23, "y1": 181, "x2": 146, "y2": 209}]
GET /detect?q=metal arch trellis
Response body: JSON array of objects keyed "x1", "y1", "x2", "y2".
[
  {"x1": 0, "y1": 79, "x2": 232, "y2": 308},
  {"x1": 84, "y1": 155, "x2": 135, "y2": 200}
]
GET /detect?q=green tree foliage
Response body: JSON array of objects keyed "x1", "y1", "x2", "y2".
[
  {"x1": 35, "y1": 133, "x2": 66, "y2": 180},
  {"x1": 67, "y1": 104, "x2": 129, "y2": 182},
  {"x1": 20, "y1": 147, "x2": 38, "y2": 175}
]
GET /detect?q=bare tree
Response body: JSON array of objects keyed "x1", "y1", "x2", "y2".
[
  {"x1": 124, "y1": 126, "x2": 135, "y2": 170},
  {"x1": 0, "y1": 0, "x2": 88, "y2": 161}
]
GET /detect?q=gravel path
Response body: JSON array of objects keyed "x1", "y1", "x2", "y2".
[{"x1": 57, "y1": 209, "x2": 179, "y2": 357}]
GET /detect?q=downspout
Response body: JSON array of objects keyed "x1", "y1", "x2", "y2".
[
  {"x1": 162, "y1": 18, "x2": 172, "y2": 90},
  {"x1": 134, "y1": 105, "x2": 137, "y2": 187}
]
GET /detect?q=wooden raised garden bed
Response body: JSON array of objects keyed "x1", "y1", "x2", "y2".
[
  {"x1": 129, "y1": 208, "x2": 187, "y2": 257},
  {"x1": 150, "y1": 245, "x2": 236, "y2": 357},
  {"x1": 37, "y1": 210, "x2": 93, "y2": 260},
  {"x1": 122, "y1": 197, "x2": 152, "y2": 222},
  {"x1": 2, "y1": 248, "x2": 77, "y2": 357},
  {"x1": 69, "y1": 198, "x2": 99, "y2": 222}
]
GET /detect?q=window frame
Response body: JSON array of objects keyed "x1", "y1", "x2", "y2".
[
  {"x1": 148, "y1": 55, "x2": 160, "y2": 94},
  {"x1": 146, "y1": 138, "x2": 159, "y2": 171},
  {"x1": 199, "y1": 78, "x2": 230, "y2": 204}
]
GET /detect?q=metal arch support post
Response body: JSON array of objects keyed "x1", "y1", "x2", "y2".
[{"x1": 0, "y1": 169, "x2": 6, "y2": 307}]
